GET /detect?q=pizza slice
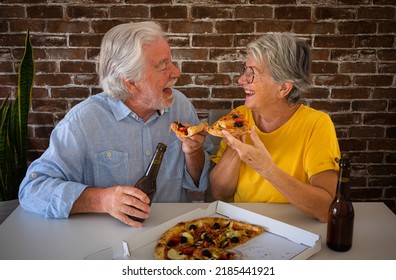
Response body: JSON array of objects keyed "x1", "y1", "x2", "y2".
[
  {"x1": 154, "y1": 217, "x2": 265, "y2": 260},
  {"x1": 207, "y1": 109, "x2": 251, "y2": 137},
  {"x1": 170, "y1": 121, "x2": 208, "y2": 138}
]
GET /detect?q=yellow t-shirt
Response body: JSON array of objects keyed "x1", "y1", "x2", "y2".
[{"x1": 211, "y1": 105, "x2": 341, "y2": 203}]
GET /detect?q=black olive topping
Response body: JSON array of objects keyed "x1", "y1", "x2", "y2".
[
  {"x1": 235, "y1": 122, "x2": 244, "y2": 128},
  {"x1": 180, "y1": 236, "x2": 188, "y2": 243},
  {"x1": 189, "y1": 224, "x2": 197, "y2": 231},
  {"x1": 167, "y1": 241, "x2": 175, "y2": 247},
  {"x1": 204, "y1": 234, "x2": 212, "y2": 243},
  {"x1": 213, "y1": 222, "x2": 220, "y2": 229},
  {"x1": 177, "y1": 122, "x2": 185, "y2": 129},
  {"x1": 203, "y1": 250, "x2": 212, "y2": 258},
  {"x1": 232, "y1": 114, "x2": 238, "y2": 119},
  {"x1": 231, "y1": 237, "x2": 240, "y2": 243}
]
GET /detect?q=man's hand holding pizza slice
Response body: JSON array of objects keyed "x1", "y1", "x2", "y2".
[{"x1": 170, "y1": 121, "x2": 208, "y2": 184}]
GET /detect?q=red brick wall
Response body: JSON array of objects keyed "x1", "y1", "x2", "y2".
[{"x1": 0, "y1": 0, "x2": 395, "y2": 213}]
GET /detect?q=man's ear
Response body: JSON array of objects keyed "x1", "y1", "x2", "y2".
[
  {"x1": 277, "y1": 81, "x2": 294, "y2": 99},
  {"x1": 121, "y1": 78, "x2": 137, "y2": 93}
]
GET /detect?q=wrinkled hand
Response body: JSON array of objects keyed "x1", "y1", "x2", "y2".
[
  {"x1": 222, "y1": 127, "x2": 275, "y2": 177},
  {"x1": 100, "y1": 186, "x2": 151, "y2": 227},
  {"x1": 177, "y1": 131, "x2": 206, "y2": 155}
]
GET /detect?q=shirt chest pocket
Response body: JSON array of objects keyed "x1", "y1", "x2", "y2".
[
  {"x1": 94, "y1": 150, "x2": 129, "y2": 187},
  {"x1": 163, "y1": 140, "x2": 184, "y2": 181}
]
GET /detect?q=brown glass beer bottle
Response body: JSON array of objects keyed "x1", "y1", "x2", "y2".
[
  {"x1": 130, "y1": 143, "x2": 167, "y2": 222},
  {"x1": 326, "y1": 157, "x2": 354, "y2": 252}
]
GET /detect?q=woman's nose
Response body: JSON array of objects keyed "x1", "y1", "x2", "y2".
[{"x1": 238, "y1": 74, "x2": 247, "y2": 85}]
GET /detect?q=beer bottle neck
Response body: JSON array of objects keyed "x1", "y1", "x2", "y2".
[
  {"x1": 144, "y1": 144, "x2": 166, "y2": 178},
  {"x1": 336, "y1": 166, "x2": 351, "y2": 199}
]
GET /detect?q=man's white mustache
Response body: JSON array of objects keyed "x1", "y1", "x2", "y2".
[{"x1": 166, "y1": 78, "x2": 178, "y2": 88}]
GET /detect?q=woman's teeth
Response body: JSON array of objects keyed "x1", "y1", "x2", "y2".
[{"x1": 245, "y1": 90, "x2": 255, "y2": 96}]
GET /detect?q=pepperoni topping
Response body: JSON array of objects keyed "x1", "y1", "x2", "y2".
[
  {"x1": 182, "y1": 246, "x2": 196, "y2": 255},
  {"x1": 167, "y1": 236, "x2": 181, "y2": 246}
]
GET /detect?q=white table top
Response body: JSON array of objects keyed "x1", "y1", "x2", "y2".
[{"x1": 0, "y1": 202, "x2": 395, "y2": 260}]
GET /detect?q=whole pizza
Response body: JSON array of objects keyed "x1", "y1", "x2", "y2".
[{"x1": 154, "y1": 217, "x2": 264, "y2": 260}]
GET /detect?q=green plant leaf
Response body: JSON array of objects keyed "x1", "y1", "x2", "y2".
[
  {"x1": 16, "y1": 30, "x2": 35, "y2": 173},
  {"x1": 0, "y1": 99, "x2": 12, "y2": 200},
  {"x1": 0, "y1": 31, "x2": 35, "y2": 201}
]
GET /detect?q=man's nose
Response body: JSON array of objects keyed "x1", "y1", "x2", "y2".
[{"x1": 170, "y1": 62, "x2": 181, "y2": 78}]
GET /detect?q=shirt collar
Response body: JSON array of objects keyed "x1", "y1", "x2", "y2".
[{"x1": 107, "y1": 97, "x2": 131, "y2": 121}]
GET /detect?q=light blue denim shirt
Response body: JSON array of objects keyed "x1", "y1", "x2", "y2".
[{"x1": 19, "y1": 90, "x2": 213, "y2": 218}]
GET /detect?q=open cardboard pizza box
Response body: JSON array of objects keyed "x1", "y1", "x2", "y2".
[{"x1": 112, "y1": 201, "x2": 321, "y2": 260}]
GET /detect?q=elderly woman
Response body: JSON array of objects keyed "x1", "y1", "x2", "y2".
[{"x1": 210, "y1": 33, "x2": 340, "y2": 222}]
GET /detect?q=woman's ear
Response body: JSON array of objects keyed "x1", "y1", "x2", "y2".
[{"x1": 277, "y1": 81, "x2": 294, "y2": 99}]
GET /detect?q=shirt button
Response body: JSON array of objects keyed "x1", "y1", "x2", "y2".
[
  {"x1": 106, "y1": 152, "x2": 112, "y2": 158},
  {"x1": 31, "y1": 173, "x2": 37, "y2": 179},
  {"x1": 145, "y1": 149, "x2": 151, "y2": 156}
]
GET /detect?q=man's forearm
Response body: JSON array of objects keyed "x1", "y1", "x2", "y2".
[
  {"x1": 185, "y1": 148, "x2": 205, "y2": 185},
  {"x1": 70, "y1": 187, "x2": 104, "y2": 214}
]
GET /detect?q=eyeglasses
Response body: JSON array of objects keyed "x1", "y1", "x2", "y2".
[{"x1": 240, "y1": 63, "x2": 256, "y2": 84}]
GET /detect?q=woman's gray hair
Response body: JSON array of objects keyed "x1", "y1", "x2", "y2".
[
  {"x1": 99, "y1": 21, "x2": 164, "y2": 100},
  {"x1": 247, "y1": 32, "x2": 311, "y2": 104}
]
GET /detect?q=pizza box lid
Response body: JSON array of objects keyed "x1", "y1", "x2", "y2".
[{"x1": 111, "y1": 201, "x2": 321, "y2": 260}]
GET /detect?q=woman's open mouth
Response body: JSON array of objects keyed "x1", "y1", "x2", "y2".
[{"x1": 245, "y1": 89, "x2": 255, "y2": 98}]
